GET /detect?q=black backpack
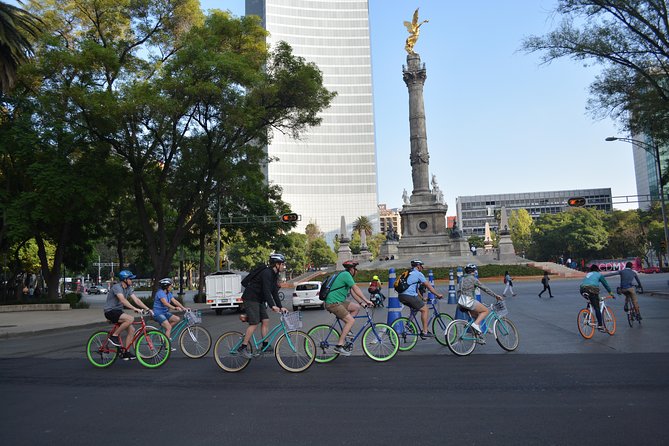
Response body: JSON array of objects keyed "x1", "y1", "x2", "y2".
[
  {"x1": 241, "y1": 264, "x2": 269, "y2": 288},
  {"x1": 318, "y1": 272, "x2": 344, "y2": 301},
  {"x1": 394, "y1": 269, "x2": 412, "y2": 293}
]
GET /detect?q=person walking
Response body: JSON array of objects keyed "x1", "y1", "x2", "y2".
[
  {"x1": 538, "y1": 272, "x2": 553, "y2": 298},
  {"x1": 502, "y1": 271, "x2": 516, "y2": 297}
]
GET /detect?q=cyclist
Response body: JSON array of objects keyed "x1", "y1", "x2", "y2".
[
  {"x1": 153, "y1": 278, "x2": 189, "y2": 342},
  {"x1": 368, "y1": 275, "x2": 385, "y2": 307},
  {"x1": 236, "y1": 253, "x2": 288, "y2": 359},
  {"x1": 324, "y1": 260, "x2": 374, "y2": 356},
  {"x1": 604, "y1": 262, "x2": 642, "y2": 319},
  {"x1": 399, "y1": 260, "x2": 444, "y2": 339},
  {"x1": 104, "y1": 270, "x2": 154, "y2": 360},
  {"x1": 579, "y1": 264, "x2": 614, "y2": 332},
  {"x1": 457, "y1": 264, "x2": 503, "y2": 336}
]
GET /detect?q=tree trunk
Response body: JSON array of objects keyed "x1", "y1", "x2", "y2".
[{"x1": 198, "y1": 228, "x2": 206, "y2": 300}]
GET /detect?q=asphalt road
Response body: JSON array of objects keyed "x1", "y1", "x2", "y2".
[{"x1": 1, "y1": 274, "x2": 668, "y2": 445}]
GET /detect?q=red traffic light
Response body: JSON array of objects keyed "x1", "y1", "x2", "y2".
[
  {"x1": 281, "y1": 213, "x2": 299, "y2": 222},
  {"x1": 567, "y1": 197, "x2": 586, "y2": 207}
]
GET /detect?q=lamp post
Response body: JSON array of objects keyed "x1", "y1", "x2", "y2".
[{"x1": 606, "y1": 136, "x2": 669, "y2": 266}]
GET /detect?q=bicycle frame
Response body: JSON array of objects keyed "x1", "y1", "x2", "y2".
[
  {"x1": 324, "y1": 307, "x2": 385, "y2": 345},
  {"x1": 109, "y1": 314, "x2": 155, "y2": 352},
  {"x1": 406, "y1": 297, "x2": 442, "y2": 332},
  {"x1": 226, "y1": 316, "x2": 298, "y2": 356}
]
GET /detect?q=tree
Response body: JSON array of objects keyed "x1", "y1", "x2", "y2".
[
  {"x1": 304, "y1": 221, "x2": 323, "y2": 243},
  {"x1": 509, "y1": 209, "x2": 533, "y2": 256},
  {"x1": 522, "y1": 1, "x2": 669, "y2": 142},
  {"x1": 0, "y1": 1, "x2": 41, "y2": 93},
  {"x1": 603, "y1": 209, "x2": 646, "y2": 258},
  {"x1": 353, "y1": 216, "x2": 373, "y2": 238},
  {"x1": 467, "y1": 235, "x2": 485, "y2": 248},
  {"x1": 276, "y1": 232, "x2": 308, "y2": 278},
  {"x1": 226, "y1": 241, "x2": 271, "y2": 272},
  {"x1": 17, "y1": 2, "x2": 334, "y2": 284},
  {"x1": 307, "y1": 238, "x2": 336, "y2": 268},
  {"x1": 367, "y1": 233, "x2": 387, "y2": 259}
]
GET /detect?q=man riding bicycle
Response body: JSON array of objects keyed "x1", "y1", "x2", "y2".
[
  {"x1": 580, "y1": 264, "x2": 614, "y2": 332},
  {"x1": 398, "y1": 260, "x2": 444, "y2": 339},
  {"x1": 104, "y1": 270, "x2": 154, "y2": 360},
  {"x1": 604, "y1": 262, "x2": 642, "y2": 320}
]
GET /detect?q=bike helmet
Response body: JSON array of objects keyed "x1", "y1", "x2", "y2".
[
  {"x1": 159, "y1": 278, "x2": 172, "y2": 288},
  {"x1": 464, "y1": 263, "x2": 477, "y2": 274},
  {"x1": 118, "y1": 270, "x2": 136, "y2": 280},
  {"x1": 372, "y1": 275, "x2": 379, "y2": 281},
  {"x1": 410, "y1": 259, "x2": 424, "y2": 268},
  {"x1": 269, "y1": 253, "x2": 286, "y2": 264},
  {"x1": 342, "y1": 260, "x2": 359, "y2": 270}
]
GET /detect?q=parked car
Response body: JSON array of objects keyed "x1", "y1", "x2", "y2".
[
  {"x1": 639, "y1": 266, "x2": 661, "y2": 274},
  {"x1": 87, "y1": 285, "x2": 108, "y2": 294},
  {"x1": 292, "y1": 281, "x2": 324, "y2": 311}
]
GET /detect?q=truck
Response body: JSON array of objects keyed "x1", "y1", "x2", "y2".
[{"x1": 205, "y1": 271, "x2": 244, "y2": 315}]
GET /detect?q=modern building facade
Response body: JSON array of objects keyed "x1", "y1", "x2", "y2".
[
  {"x1": 456, "y1": 188, "x2": 613, "y2": 236},
  {"x1": 246, "y1": 0, "x2": 379, "y2": 242},
  {"x1": 630, "y1": 133, "x2": 668, "y2": 211}
]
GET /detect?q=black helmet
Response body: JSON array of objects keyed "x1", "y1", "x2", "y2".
[
  {"x1": 342, "y1": 260, "x2": 359, "y2": 270},
  {"x1": 410, "y1": 259, "x2": 423, "y2": 268},
  {"x1": 269, "y1": 253, "x2": 286, "y2": 264},
  {"x1": 464, "y1": 263, "x2": 477, "y2": 274}
]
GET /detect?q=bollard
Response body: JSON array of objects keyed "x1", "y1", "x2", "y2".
[
  {"x1": 427, "y1": 269, "x2": 435, "y2": 301},
  {"x1": 386, "y1": 268, "x2": 402, "y2": 328},
  {"x1": 448, "y1": 269, "x2": 457, "y2": 304},
  {"x1": 456, "y1": 266, "x2": 463, "y2": 283}
]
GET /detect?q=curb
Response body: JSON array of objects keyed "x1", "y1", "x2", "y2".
[{"x1": 0, "y1": 321, "x2": 105, "y2": 340}]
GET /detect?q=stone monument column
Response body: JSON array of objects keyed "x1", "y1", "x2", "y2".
[{"x1": 403, "y1": 53, "x2": 430, "y2": 197}]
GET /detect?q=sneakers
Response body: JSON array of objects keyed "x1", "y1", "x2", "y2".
[
  {"x1": 108, "y1": 335, "x2": 122, "y2": 347},
  {"x1": 471, "y1": 323, "x2": 482, "y2": 334},
  {"x1": 334, "y1": 345, "x2": 351, "y2": 356},
  {"x1": 597, "y1": 326, "x2": 606, "y2": 332},
  {"x1": 419, "y1": 332, "x2": 433, "y2": 340},
  {"x1": 122, "y1": 351, "x2": 136, "y2": 361},
  {"x1": 235, "y1": 345, "x2": 253, "y2": 359}
]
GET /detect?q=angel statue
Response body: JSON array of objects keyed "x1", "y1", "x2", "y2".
[{"x1": 404, "y1": 8, "x2": 429, "y2": 54}]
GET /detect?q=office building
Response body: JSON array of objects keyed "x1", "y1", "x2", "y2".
[
  {"x1": 246, "y1": 0, "x2": 379, "y2": 242},
  {"x1": 456, "y1": 188, "x2": 613, "y2": 236},
  {"x1": 631, "y1": 133, "x2": 668, "y2": 211}
]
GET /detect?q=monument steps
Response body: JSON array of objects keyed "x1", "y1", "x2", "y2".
[{"x1": 528, "y1": 261, "x2": 586, "y2": 278}]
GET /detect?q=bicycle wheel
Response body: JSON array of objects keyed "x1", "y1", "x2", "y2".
[
  {"x1": 445, "y1": 320, "x2": 476, "y2": 356},
  {"x1": 178, "y1": 325, "x2": 212, "y2": 359},
  {"x1": 627, "y1": 307, "x2": 634, "y2": 328},
  {"x1": 602, "y1": 307, "x2": 616, "y2": 335},
  {"x1": 577, "y1": 308, "x2": 595, "y2": 339},
  {"x1": 136, "y1": 330, "x2": 171, "y2": 368},
  {"x1": 307, "y1": 324, "x2": 341, "y2": 363},
  {"x1": 213, "y1": 331, "x2": 251, "y2": 372},
  {"x1": 390, "y1": 317, "x2": 418, "y2": 351},
  {"x1": 86, "y1": 331, "x2": 118, "y2": 368},
  {"x1": 274, "y1": 330, "x2": 315, "y2": 373},
  {"x1": 493, "y1": 317, "x2": 519, "y2": 351},
  {"x1": 432, "y1": 312, "x2": 455, "y2": 346},
  {"x1": 362, "y1": 323, "x2": 398, "y2": 362}
]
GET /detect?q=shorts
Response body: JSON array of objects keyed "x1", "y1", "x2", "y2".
[
  {"x1": 325, "y1": 301, "x2": 355, "y2": 320},
  {"x1": 104, "y1": 309, "x2": 124, "y2": 324},
  {"x1": 621, "y1": 287, "x2": 638, "y2": 307},
  {"x1": 244, "y1": 300, "x2": 269, "y2": 325},
  {"x1": 154, "y1": 312, "x2": 173, "y2": 324},
  {"x1": 398, "y1": 294, "x2": 425, "y2": 311},
  {"x1": 457, "y1": 294, "x2": 477, "y2": 310}
]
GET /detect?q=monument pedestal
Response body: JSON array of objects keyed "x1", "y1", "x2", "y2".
[
  {"x1": 398, "y1": 194, "x2": 451, "y2": 256},
  {"x1": 498, "y1": 234, "x2": 516, "y2": 262},
  {"x1": 379, "y1": 241, "x2": 399, "y2": 259},
  {"x1": 336, "y1": 242, "x2": 352, "y2": 271}
]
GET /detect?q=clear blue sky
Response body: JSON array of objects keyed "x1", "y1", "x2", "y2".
[
  {"x1": 16, "y1": 0, "x2": 637, "y2": 213},
  {"x1": 215, "y1": 1, "x2": 637, "y2": 213}
]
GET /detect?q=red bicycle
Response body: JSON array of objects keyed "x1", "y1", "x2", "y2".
[{"x1": 86, "y1": 310, "x2": 171, "y2": 368}]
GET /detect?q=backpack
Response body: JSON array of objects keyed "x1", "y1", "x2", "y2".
[
  {"x1": 318, "y1": 272, "x2": 343, "y2": 301},
  {"x1": 241, "y1": 264, "x2": 269, "y2": 288},
  {"x1": 394, "y1": 270, "x2": 412, "y2": 293}
]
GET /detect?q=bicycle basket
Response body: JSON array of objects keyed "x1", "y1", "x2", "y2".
[
  {"x1": 492, "y1": 301, "x2": 508, "y2": 317},
  {"x1": 185, "y1": 310, "x2": 202, "y2": 325},
  {"x1": 282, "y1": 311, "x2": 302, "y2": 330}
]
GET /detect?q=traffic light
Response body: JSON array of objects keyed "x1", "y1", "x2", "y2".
[
  {"x1": 567, "y1": 197, "x2": 586, "y2": 207},
  {"x1": 281, "y1": 213, "x2": 299, "y2": 222}
]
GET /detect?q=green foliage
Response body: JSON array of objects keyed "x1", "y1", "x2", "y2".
[
  {"x1": 468, "y1": 235, "x2": 484, "y2": 248},
  {"x1": 276, "y1": 232, "x2": 308, "y2": 276},
  {"x1": 367, "y1": 233, "x2": 387, "y2": 259},
  {"x1": 227, "y1": 241, "x2": 271, "y2": 272},
  {"x1": 307, "y1": 238, "x2": 336, "y2": 268},
  {"x1": 531, "y1": 208, "x2": 608, "y2": 260},
  {"x1": 352, "y1": 216, "x2": 373, "y2": 237},
  {"x1": 509, "y1": 209, "x2": 533, "y2": 255}
]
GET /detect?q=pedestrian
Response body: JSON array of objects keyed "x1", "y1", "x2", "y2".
[
  {"x1": 538, "y1": 272, "x2": 553, "y2": 298},
  {"x1": 502, "y1": 271, "x2": 516, "y2": 297},
  {"x1": 566, "y1": 257, "x2": 572, "y2": 269},
  {"x1": 470, "y1": 245, "x2": 477, "y2": 256}
]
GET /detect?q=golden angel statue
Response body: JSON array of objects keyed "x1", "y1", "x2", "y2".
[{"x1": 404, "y1": 8, "x2": 429, "y2": 54}]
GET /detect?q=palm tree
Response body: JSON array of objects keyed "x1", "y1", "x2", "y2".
[
  {"x1": 353, "y1": 216, "x2": 373, "y2": 237},
  {"x1": 0, "y1": 1, "x2": 42, "y2": 93}
]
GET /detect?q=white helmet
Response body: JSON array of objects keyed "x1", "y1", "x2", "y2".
[{"x1": 159, "y1": 278, "x2": 173, "y2": 288}]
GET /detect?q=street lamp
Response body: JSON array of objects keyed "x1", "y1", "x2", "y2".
[{"x1": 606, "y1": 136, "x2": 669, "y2": 266}]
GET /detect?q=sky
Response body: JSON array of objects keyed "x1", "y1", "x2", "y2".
[
  {"x1": 13, "y1": 0, "x2": 638, "y2": 213},
  {"x1": 213, "y1": 0, "x2": 638, "y2": 214}
]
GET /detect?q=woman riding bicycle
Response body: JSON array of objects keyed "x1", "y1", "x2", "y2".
[
  {"x1": 579, "y1": 264, "x2": 614, "y2": 332},
  {"x1": 153, "y1": 278, "x2": 189, "y2": 341},
  {"x1": 457, "y1": 264, "x2": 503, "y2": 335}
]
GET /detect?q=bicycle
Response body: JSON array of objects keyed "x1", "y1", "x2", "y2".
[
  {"x1": 577, "y1": 293, "x2": 616, "y2": 339},
  {"x1": 86, "y1": 310, "x2": 171, "y2": 368},
  {"x1": 445, "y1": 300, "x2": 519, "y2": 356},
  {"x1": 616, "y1": 286, "x2": 643, "y2": 328},
  {"x1": 278, "y1": 290, "x2": 286, "y2": 302},
  {"x1": 158, "y1": 309, "x2": 212, "y2": 358},
  {"x1": 390, "y1": 295, "x2": 454, "y2": 351},
  {"x1": 308, "y1": 305, "x2": 399, "y2": 363},
  {"x1": 213, "y1": 311, "x2": 315, "y2": 373}
]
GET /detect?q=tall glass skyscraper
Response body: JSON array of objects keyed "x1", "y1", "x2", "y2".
[{"x1": 246, "y1": 0, "x2": 379, "y2": 242}]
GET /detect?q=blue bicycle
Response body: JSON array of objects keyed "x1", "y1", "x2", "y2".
[
  {"x1": 445, "y1": 301, "x2": 519, "y2": 356},
  {"x1": 390, "y1": 295, "x2": 454, "y2": 351}
]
